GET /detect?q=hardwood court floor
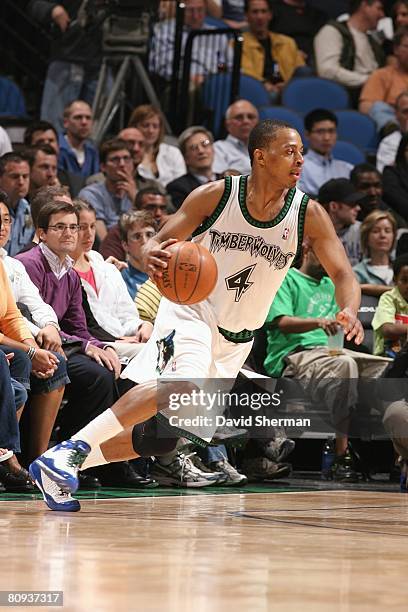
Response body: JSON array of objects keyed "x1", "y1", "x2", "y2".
[{"x1": 1, "y1": 489, "x2": 407, "y2": 612}]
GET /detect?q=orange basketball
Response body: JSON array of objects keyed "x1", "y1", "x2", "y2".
[{"x1": 155, "y1": 241, "x2": 218, "y2": 305}]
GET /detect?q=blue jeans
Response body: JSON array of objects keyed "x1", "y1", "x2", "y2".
[
  {"x1": 0, "y1": 346, "x2": 70, "y2": 394},
  {"x1": 40, "y1": 61, "x2": 99, "y2": 130},
  {"x1": 369, "y1": 101, "x2": 397, "y2": 132},
  {"x1": 0, "y1": 350, "x2": 21, "y2": 453},
  {"x1": 198, "y1": 444, "x2": 227, "y2": 464}
]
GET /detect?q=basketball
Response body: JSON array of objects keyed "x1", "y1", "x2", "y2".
[{"x1": 155, "y1": 241, "x2": 218, "y2": 305}]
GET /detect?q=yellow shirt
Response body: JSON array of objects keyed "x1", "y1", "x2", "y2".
[
  {"x1": 241, "y1": 31, "x2": 305, "y2": 83},
  {"x1": 0, "y1": 259, "x2": 32, "y2": 344},
  {"x1": 135, "y1": 279, "x2": 162, "y2": 324}
]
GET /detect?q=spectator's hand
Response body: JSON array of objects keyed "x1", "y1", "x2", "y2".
[
  {"x1": 317, "y1": 319, "x2": 342, "y2": 336},
  {"x1": 115, "y1": 168, "x2": 137, "y2": 202},
  {"x1": 5, "y1": 353, "x2": 14, "y2": 365},
  {"x1": 336, "y1": 308, "x2": 364, "y2": 344},
  {"x1": 31, "y1": 348, "x2": 59, "y2": 377},
  {"x1": 51, "y1": 5, "x2": 70, "y2": 31},
  {"x1": 105, "y1": 256, "x2": 128, "y2": 271},
  {"x1": 85, "y1": 345, "x2": 121, "y2": 378},
  {"x1": 136, "y1": 322, "x2": 153, "y2": 343},
  {"x1": 144, "y1": 238, "x2": 178, "y2": 280},
  {"x1": 36, "y1": 325, "x2": 63, "y2": 353}
]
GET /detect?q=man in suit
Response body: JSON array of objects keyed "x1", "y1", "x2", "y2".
[{"x1": 167, "y1": 126, "x2": 220, "y2": 209}]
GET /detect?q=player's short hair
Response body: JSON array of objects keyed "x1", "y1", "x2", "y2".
[
  {"x1": 393, "y1": 253, "x2": 408, "y2": 277},
  {"x1": 248, "y1": 119, "x2": 293, "y2": 165},
  {"x1": 304, "y1": 109, "x2": 337, "y2": 132},
  {"x1": 119, "y1": 210, "x2": 156, "y2": 242},
  {"x1": 24, "y1": 120, "x2": 58, "y2": 146}
]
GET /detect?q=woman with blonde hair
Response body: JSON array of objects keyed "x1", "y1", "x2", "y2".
[
  {"x1": 128, "y1": 104, "x2": 186, "y2": 187},
  {"x1": 353, "y1": 210, "x2": 397, "y2": 296}
]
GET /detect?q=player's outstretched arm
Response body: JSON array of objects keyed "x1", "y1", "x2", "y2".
[
  {"x1": 304, "y1": 200, "x2": 364, "y2": 345},
  {"x1": 143, "y1": 180, "x2": 225, "y2": 279}
]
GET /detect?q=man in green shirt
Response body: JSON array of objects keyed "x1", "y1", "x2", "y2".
[{"x1": 264, "y1": 241, "x2": 389, "y2": 480}]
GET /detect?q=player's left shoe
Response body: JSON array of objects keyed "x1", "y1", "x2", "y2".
[
  {"x1": 30, "y1": 439, "x2": 91, "y2": 494},
  {"x1": 29, "y1": 462, "x2": 80, "y2": 512}
]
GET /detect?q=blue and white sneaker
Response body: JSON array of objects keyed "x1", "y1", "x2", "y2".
[
  {"x1": 30, "y1": 439, "x2": 91, "y2": 494},
  {"x1": 29, "y1": 462, "x2": 80, "y2": 512}
]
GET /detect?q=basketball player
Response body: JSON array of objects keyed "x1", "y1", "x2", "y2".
[{"x1": 29, "y1": 120, "x2": 364, "y2": 511}]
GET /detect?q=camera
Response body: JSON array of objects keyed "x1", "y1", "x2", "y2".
[{"x1": 95, "y1": 0, "x2": 160, "y2": 53}]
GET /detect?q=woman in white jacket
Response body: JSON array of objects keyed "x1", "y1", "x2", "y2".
[{"x1": 72, "y1": 199, "x2": 153, "y2": 362}]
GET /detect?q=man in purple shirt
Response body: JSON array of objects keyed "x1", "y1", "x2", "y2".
[{"x1": 16, "y1": 200, "x2": 120, "y2": 442}]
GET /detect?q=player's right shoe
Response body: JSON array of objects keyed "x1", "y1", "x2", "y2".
[
  {"x1": 29, "y1": 439, "x2": 91, "y2": 494},
  {"x1": 29, "y1": 461, "x2": 80, "y2": 512}
]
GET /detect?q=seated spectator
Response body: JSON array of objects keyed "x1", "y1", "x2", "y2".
[
  {"x1": 25, "y1": 145, "x2": 59, "y2": 201},
  {"x1": 318, "y1": 178, "x2": 365, "y2": 265},
  {"x1": 372, "y1": 254, "x2": 408, "y2": 355},
  {"x1": 353, "y1": 210, "x2": 396, "y2": 295},
  {"x1": 208, "y1": 0, "x2": 247, "y2": 28},
  {"x1": 120, "y1": 211, "x2": 156, "y2": 300},
  {"x1": 167, "y1": 126, "x2": 220, "y2": 209},
  {"x1": 382, "y1": 132, "x2": 408, "y2": 220},
  {"x1": 0, "y1": 126, "x2": 12, "y2": 157},
  {"x1": 0, "y1": 193, "x2": 69, "y2": 464},
  {"x1": 78, "y1": 139, "x2": 135, "y2": 242},
  {"x1": 58, "y1": 100, "x2": 99, "y2": 179},
  {"x1": 263, "y1": 239, "x2": 389, "y2": 480},
  {"x1": 149, "y1": 0, "x2": 232, "y2": 84},
  {"x1": 298, "y1": 109, "x2": 353, "y2": 197},
  {"x1": 24, "y1": 120, "x2": 86, "y2": 196},
  {"x1": 359, "y1": 27, "x2": 408, "y2": 132},
  {"x1": 270, "y1": 0, "x2": 328, "y2": 64},
  {"x1": 213, "y1": 100, "x2": 258, "y2": 175},
  {"x1": 100, "y1": 187, "x2": 167, "y2": 261},
  {"x1": 0, "y1": 152, "x2": 33, "y2": 256},
  {"x1": 72, "y1": 200, "x2": 153, "y2": 362},
  {"x1": 128, "y1": 105, "x2": 186, "y2": 187},
  {"x1": 314, "y1": 0, "x2": 385, "y2": 102},
  {"x1": 242, "y1": 0, "x2": 306, "y2": 103},
  {"x1": 376, "y1": 91, "x2": 408, "y2": 173}
]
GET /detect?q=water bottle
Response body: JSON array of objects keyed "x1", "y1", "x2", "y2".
[{"x1": 321, "y1": 437, "x2": 335, "y2": 480}]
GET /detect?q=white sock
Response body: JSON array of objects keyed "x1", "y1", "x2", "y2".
[
  {"x1": 71, "y1": 409, "x2": 124, "y2": 449},
  {"x1": 80, "y1": 445, "x2": 108, "y2": 471}
]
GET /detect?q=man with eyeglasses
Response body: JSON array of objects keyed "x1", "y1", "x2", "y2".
[
  {"x1": 0, "y1": 152, "x2": 34, "y2": 256},
  {"x1": 298, "y1": 109, "x2": 353, "y2": 198},
  {"x1": 119, "y1": 210, "x2": 157, "y2": 300},
  {"x1": 213, "y1": 100, "x2": 259, "y2": 175},
  {"x1": 167, "y1": 126, "x2": 221, "y2": 210},
  {"x1": 79, "y1": 138, "x2": 136, "y2": 242}
]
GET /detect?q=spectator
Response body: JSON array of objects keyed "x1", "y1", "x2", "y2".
[
  {"x1": 24, "y1": 120, "x2": 86, "y2": 196},
  {"x1": 208, "y1": 0, "x2": 247, "y2": 28},
  {"x1": 58, "y1": 100, "x2": 99, "y2": 179},
  {"x1": 119, "y1": 211, "x2": 156, "y2": 300},
  {"x1": 382, "y1": 132, "x2": 408, "y2": 220},
  {"x1": 72, "y1": 199, "x2": 153, "y2": 361},
  {"x1": 376, "y1": 91, "x2": 408, "y2": 173},
  {"x1": 27, "y1": 1, "x2": 102, "y2": 130},
  {"x1": 393, "y1": 0, "x2": 408, "y2": 29},
  {"x1": 167, "y1": 126, "x2": 220, "y2": 210},
  {"x1": 372, "y1": 254, "x2": 408, "y2": 355},
  {"x1": 78, "y1": 139, "x2": 135, "y2": 242},
  {"x1": 213, "y1": 100, "x2": 259, "y2": 175},
  {"x1": 359, "y1": 28, "x2": 408, "y2": 132},
  {"x1": 128, "y1": 105, "x2": 186, "y2": 187},
  {"x1": 0, "y1": 152, "x2": 33, "y2": 256},
  {"x1": 0, "y1": 126, "x2": 12, "y2": 157},
  {"x1": 149, "y1": 0, "x2": 232, "y2": 83},
  {"x1": 25, "y1": 145, "x2": 59, "y2": 201},
  {"x1": 353, "y1": 210, "x2": 396, "y2": 295},
  {"x1": 314, "y1": 0, "x2": 385, "y2": 101},
  {"x1": 242, "y1": 0, "x2": 305, "y2": 102},
  {"x1": 298, "y1": 109, "x2": 353, "y2": 197},
  {"x1": 318, "y1": 178, "x2": 365, "y2": 265},
  {"x1": 270, "y1": 0, "x2": 328, "y2": 63},
  {"x1": 263, "y1": 239, "x2": 388, "y2": 480},
  {"x1": 100, "y1": 187, "x2": 168, "y2": 261}
]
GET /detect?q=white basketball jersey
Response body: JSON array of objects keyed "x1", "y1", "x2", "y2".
[{"x1": 192, "y1": 175, "x2": 309, "y2": 337}]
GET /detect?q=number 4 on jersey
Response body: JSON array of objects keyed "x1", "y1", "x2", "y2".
[{"x1": 225, "y1": 264, "x2": 256, "y2": 302}]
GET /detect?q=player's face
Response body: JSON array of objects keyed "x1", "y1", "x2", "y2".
[
  {"x1": 257, "y1": 128, "x2": 304, "y2": 187},
  {"x1": 396, "y1": 265, "x2": 408, "y2": 300},
  {"x1": 0, "y1": 202, "x2": 11, "y2": 248},
  {"x1": 77, "y1": 209, "x2": 96, "y2": 254},
  {"x1": 306, "y1": 120, "x2": 337, "y2": 156}
]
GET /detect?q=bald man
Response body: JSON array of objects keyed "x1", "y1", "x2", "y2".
[{"x1": 213, "y1": 99, "x2": 259, "y2": 175}]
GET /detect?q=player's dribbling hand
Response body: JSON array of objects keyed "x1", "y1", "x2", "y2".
[
  {"x1": 336, "y1": 308, "x2": 364, "y2": 344},
  {"x1": 145, "y1": 238, "x2": 178, "y2": 280}
]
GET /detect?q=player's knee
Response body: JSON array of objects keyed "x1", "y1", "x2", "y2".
[{"x1": 131, "y1": 420, "x2": 178, "y2": 457}]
